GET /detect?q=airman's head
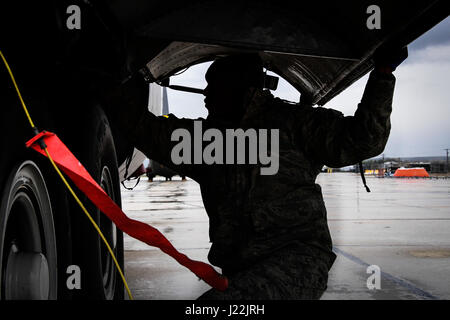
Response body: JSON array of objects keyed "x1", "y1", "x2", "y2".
[{"x1": 204, "y1": 54, "x2": 264, "y2": 123}]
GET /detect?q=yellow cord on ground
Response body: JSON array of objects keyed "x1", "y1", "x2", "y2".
[{"x1": 1, "y1": 50, "x2": 133, "y2": 300}]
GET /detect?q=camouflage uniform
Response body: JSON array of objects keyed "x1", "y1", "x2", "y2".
[{"x1": 120, "y1": 70, "x2": 395, "y2": 299}]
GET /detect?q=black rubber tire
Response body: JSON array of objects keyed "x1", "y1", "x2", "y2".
[
  {"x1": 68, "y1": 105, "x2": 124, "y2": 300},
  {"x1": 0, "y1": 74, "x2": 73, "y2": 299},
  {"x1": 0, "y1": 160, "x2": 58, "y2": 299},
  {"x1": 42, "y1": 159, "x2": 73, "y2": 300}
]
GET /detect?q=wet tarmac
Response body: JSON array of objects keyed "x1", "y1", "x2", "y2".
[{"x1": 122, "y1": 173, "x2": 450, "y2": 300}]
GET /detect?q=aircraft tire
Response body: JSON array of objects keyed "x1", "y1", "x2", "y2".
[{"x1": 68, "y1": 105, "x2": 124, "y2": 300}]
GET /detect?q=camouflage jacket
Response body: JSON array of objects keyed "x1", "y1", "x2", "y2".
[{"x1": 130, "y1": 70, "x2": 395, "y2": 274}]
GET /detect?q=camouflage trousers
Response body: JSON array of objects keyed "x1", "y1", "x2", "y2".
[{"x1": 197, "y1": 245, "x2": 330, "y2": 300}]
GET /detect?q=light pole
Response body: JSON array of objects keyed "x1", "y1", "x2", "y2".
[{"x1": 445, "y1": 149, "x2": 449, "y2": 174}]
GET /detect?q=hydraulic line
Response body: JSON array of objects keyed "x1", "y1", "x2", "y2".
[{"x1": 0, "y1": 50, "x2": 133, "y2": 300}]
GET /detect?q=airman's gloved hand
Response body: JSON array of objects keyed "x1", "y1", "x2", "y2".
[
  {"x1": 102, "y1": 72, "x2": 149, "y2": 141},
  {"x1": 374, "y1": 46, "x2": 408, "y2": 73}
]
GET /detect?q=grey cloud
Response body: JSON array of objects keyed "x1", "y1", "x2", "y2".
[{"x1": 408, "y1": 17, "x2": 450, "y2": 51}]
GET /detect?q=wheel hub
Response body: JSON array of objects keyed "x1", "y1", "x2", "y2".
[{"x1": 5, "y1": 244, "x2": 50, "y2": 300}]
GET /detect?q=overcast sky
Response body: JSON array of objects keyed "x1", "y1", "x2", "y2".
[{"x1": 166, "y1": 17, "x2": 449, "y2": 158}]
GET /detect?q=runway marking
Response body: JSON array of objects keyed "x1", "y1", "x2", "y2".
[{"x1": 332, "y1": 246, "x2": 439, "y2": 300}]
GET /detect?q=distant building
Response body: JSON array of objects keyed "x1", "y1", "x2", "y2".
[{"x1": 430, "y1": 161, "x2": 446, "y2": 173}]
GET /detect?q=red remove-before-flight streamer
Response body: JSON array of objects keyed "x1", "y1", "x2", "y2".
[{"x1": 26, "y1": 131, "x2": 228, "y2": 292}]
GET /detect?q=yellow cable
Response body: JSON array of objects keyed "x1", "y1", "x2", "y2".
[
  {"x1": 0, "y1": 50, "x2": 133, "y2": 300},
  {"x1": 0, "y1": 50, "x2": 35, "y2": 128}
]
